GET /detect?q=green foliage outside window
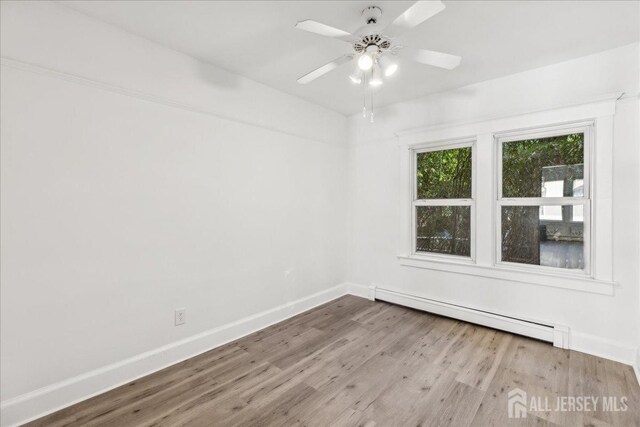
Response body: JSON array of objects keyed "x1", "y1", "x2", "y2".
[
  {"x1": 416, "y1": 206, "x2": 470, "y2": 256},
  {"x1": 416, "y1": 147, "x2": 471, "y2": 199},
  {"x1": 502, "y1": 133, "x2": 584, "y2": 198}
]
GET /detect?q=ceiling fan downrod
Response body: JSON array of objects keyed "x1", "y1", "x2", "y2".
[{"x1": 362, "y1": 6, "x2": 382, "y2": 25}]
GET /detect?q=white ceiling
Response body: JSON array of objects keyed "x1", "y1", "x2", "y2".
[{"x1": 60, "y1": 1, "x2": 639, "y2": 116}]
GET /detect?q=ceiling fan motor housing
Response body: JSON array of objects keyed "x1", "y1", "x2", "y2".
[
  {"x1": 354, "y1": 6, "x2": 391, "y2": 54},
  {"x1": 353, "y1": 34, "x2": 391, "y2": 54}
]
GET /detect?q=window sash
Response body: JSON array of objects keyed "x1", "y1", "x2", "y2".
[
  {"x1": 496, "y1": 123, "x2": 592, "y2": 201},
  {"x1": 412, "y1": 205, "x2": 475, "y2": 260},
  {"x1": 414, "y1": 199, "x2": 473, "y2": 206},
  {"x1": 413, "y1": 140, "x2": 474, "y2": 202},
  {"x1": 495, "y1": 123, "x2": 592, "y2": 275},
  {"x1": 499, "y1": 198, "x2": 588, "y2": 206},
  {"x1": 411, "y1": 140, "x2": 476, "y2": 261},
  {"x1": 497, "y1": 201, "x2": 591, "y2": 275}
]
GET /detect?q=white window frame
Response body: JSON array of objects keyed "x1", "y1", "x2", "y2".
[
  {"x1": 397, "y1": 96, "x2": 617, "y2": 295},
  {"x1": 411, "y1": 139, "x2": 476, "y2": 262},
  {"x1": 495, "y1": 122, "x2": 593, "y2": 276}
]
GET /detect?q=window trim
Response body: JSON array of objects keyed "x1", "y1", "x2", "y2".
[
  {"x1": 410, "y1": 139, "x2": 477, "y2": 263},
  {"x1": 396, "y1": 96, "x2": 617, "y2": 295},
  {"x1": 494, "y1": 122, "x2": 593, "y2": 276}
]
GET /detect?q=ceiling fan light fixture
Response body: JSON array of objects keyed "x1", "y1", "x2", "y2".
[
  {"x1": 357, "y1": 53, "x2": 374, "y2": 71},
  {"x1": 349, "y1": 69, "x2": 363, "y2": 84},
  {"x1": 369, "y1": 62, "x2": 383, "y2": 87},
  {"x1": 369, "y1": 77, "x2": 383, "y2": 87},
  {"x1": 385, "y1": 63, "x2": 398, "y2": 77},
  {"x1": 379, "y1": 56, "x2": 398, "y2": 77}
]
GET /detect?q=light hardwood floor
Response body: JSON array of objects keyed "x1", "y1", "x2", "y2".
[{"x1": 26, "y1": 295, "x2": 640, "y2": 426}]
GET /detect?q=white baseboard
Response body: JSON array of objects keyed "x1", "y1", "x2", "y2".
[
  {"x1": 634, "y1": 348, "x2": 640, "y2": 387},
  {"x1": 0, "y1": 283, "x2": 350, "y2": 427},
  {"x1": 633, "y1": 347, "x2": 640, "y2": 386},
  {"x1": 569, "y1": 332, "x2": 638, "y2": 366},
  {"x1": 370, "y1": 285, "x2": 561, "y2": 345},
  {"x1": 345, "y1": 282, "x2": 373, "y2": 300}
]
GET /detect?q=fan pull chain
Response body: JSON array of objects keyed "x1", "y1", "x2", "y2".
[
  {"x1": 359, "y1": 70, "x2": 376, "y2": 123},
  {"x1": 362, "y1": 72, "x2": 368, "y2": 118},
  {"x1": 370, "y1": 83, "x2": 374, "y2": 123},
  {"x1": 362, "y1": 95, "x2": 367, "y2": 119}
]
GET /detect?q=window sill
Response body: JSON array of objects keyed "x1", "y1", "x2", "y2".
[
  {"x1": 397, "y1": 254, "x2": 616, "y2": 295},
  {"x1": 412, "y1": 252, "x2": 476, "y2": 265}
]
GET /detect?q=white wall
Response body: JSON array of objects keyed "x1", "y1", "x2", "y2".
[
  {"x1": 346, "y1": 43, "x2": 640, "y2": 363},
  {"x1": 0, "y1": 1, "x2": 348, "y2": 423},
  {"x1": 0, "y1": 1, "x2": 346, "y2": 146}
]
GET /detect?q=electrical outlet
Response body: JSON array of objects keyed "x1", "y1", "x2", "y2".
[{"x1": 175, "y1": 308, "x2": 186, "y2": 326}]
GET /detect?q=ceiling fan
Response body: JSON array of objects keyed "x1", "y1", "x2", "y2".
[{"x1": 295, "y1": 1, "x2": 461, "y2": 120}]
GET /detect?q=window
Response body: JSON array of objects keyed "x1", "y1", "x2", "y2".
[
  {"x1": 399, "y1": 100, "x2": 615, "y2": 293},
  {"x1": 498, "y1": 126, "x2": 590, "y2": 272},
  {"x1": 413, "y1": 142, "x2": 474, "y2": 258},
  {"x1": 572, "y1": 179, "x2": 584, "y2": 222}
]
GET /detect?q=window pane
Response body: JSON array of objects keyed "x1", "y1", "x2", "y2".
[
  {"x1": 502, "y1": 205, "x2": 584, "y2": 269},
  {"x1": 572, "y1": 179, "x2": 584, "y2": 197},
  {"x1": 540, "y1": 205, "x2": 562, "y2": 221},
  {"x1": 571, "y1": 179, "x2": 584, "y2": 222},
  {"x1": 416, "y1": 206, "x2": 470, "y2": 256},
  {"x1": 542, "y1": 180, "x2": 563, "y2": 198},
  {"x1": 502, "y1": 133, "x2": 584, "y2": 198},
  {"x1": 572, "y1": 205, "x2": 584, "y2": 222},
  {"x1": 417, "y1": 147, "x2": 471, "y2": 199}
]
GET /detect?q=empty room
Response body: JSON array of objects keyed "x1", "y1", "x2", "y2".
[{"x1": 1, "y1": 1, "x2": 639, "y2": 426}]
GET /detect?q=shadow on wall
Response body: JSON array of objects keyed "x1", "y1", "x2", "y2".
[
  {"x1": 375, "y1": 85, "x2": 479, "y2": 126},
  {"x1": 193, "y1": 25, "x2": 303, "y2": 90}
]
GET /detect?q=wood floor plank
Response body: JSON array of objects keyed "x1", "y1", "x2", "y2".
[
  {"x1": 433, "y1": 323, "x2": 487, "y2": 373},
  {"x1": 400, "y1": 318, "x2": 467, "y2": 365},
  {"x1": 357, "y1": 303, "x2": 414, "y2": 332},
  {"x1": 28, "y1": 344, "x2": 247, "y2": 427},
  {"x1": 102, "y1": 361, "x2": 279, "y2": 427},
  {"x1": 289, "y1": 353, "x2": 405, "y2": 427},
  {"x1": 456, "y1": 329, "x2": 513, "y2": 391},
  {"x1": 472, "y1": 335, "x2": 570, "y2": 426},
  {"x1": 301, "y1": 327, "x2": 407, "y2": 390},
  {"x1": 602, "y1": 359, "x2": 640, "y2": 426},
  {"x1": 351, "y1": 358, "x2": 459, "y2": 426},
  {"x1": 26, "y1": 296, "x2": 640, "y2": 427},
  {"x1": 418, "y1": 380, "x2": 486, "y2": 427}
]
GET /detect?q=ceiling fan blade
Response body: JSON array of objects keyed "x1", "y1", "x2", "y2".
[
  {"x1": 297, "y1": 55, "x2": 353, "y2": 84},
  {"x1": 384, "y1": 1, "x2": 446, "y2": 38},
  {"x1": 400, "y1": 47, "x2": 461, "y2": 70},
  {"x1": 295, "y1": 20, "x2": 356, "y2": 42}
]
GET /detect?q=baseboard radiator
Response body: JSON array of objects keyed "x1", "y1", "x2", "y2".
[{"x1": 370, "y1": 286, "x2": 569, "y2": 349}]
